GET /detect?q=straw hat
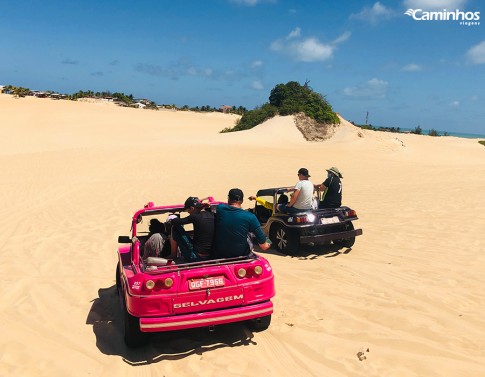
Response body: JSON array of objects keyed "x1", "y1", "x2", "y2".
[{"x1": 326, "y1": 167, "x2": 343, "y2": 178}]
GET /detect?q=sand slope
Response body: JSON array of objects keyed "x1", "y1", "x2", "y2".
[{"x1": 0, "y1": 94, "x2": 484, "y2": 376}]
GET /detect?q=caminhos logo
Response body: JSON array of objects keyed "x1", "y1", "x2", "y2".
[{"x1": 404, "y1": 8, "x2": 480, "y2": 26}]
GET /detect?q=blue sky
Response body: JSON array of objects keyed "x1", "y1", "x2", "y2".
[{"x1": 1, "y1": 0, "x2": 484, "y2": 134}]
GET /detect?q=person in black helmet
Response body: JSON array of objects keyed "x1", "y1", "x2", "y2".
[{"x1": 168, "y1": 196, "x2": 215, "y2": 261}]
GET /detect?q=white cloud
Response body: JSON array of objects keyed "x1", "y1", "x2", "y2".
[
  {"x1": 134, "y1": 61, "x2": 223, "y2": 80},
  {"x1": 350, "y1": 2, "x2": 394, "y2": 24},
  {"x1": 466, "y1": 40, "x2": 485, "y2": 64},
  {"x1": 403, "y1": 0, "x2": 468, "y2": 10},
  {"x1": 287, "y1": 28, "x2": 301, "y2": 39},
  {"x1": 294, "y1": 38, "x2": 334, "y2": 62},
  {"x1": 449, "y1": 100, "x2": 460, "y2": 107},
  {"x1": 333, "y1": 31, "x2": 351, "y2": 44},
  {"x1": 251, "y1": 80, "x2": 264, "y2": 90},
  {"x1": 186, "y1": 66, "x2": 213, "y2": 77},
  {"x1": 402, "y1": 63, "x2": 422, "y2": 71},
  {"x1": 202, "y1": 68, "x2": 214, "y2": 76},
  {"x1": 229, "y1": 0, "x2": 275, "y2": 6},
  {"x1": 343, "y1": 78, "x2": 389, "y2": 98},
  {"x1": 270, "y1": 29, "x2": 350, "y2": 62},
  {"x1": 251, "y1": 60, "x2": 263, "y2": 68}
]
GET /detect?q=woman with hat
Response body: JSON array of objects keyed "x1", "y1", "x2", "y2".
[{"x1": 315, "y1": 167, "x2": 343, "y2": 209}]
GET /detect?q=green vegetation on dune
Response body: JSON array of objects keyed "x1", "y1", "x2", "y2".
[{"x1": 221, "y1": 81, "x2": 339, "y2": 133}]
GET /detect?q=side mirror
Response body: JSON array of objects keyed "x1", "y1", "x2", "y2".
[{"x1": 118, "y1": 236, "x2": 131, "y2": 244}]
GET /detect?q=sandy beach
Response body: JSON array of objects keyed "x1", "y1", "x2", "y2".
[{"x1": 0, "y1": 93, "x2": 484, "y2": 376}]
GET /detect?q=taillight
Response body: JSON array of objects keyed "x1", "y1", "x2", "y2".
[
  {"x1": 344, "y1": 210, "x2": 357, "y2": 217},
  {"x1": 145, "y1": 277, "x2": 174, "y2": 290},
  {"x1": 145, "y1": 280, "x2": 155, "y2": 290},
  {"x1": 294, "y1": 213, "x2": 316, "y2": 223},
  {"x1": 236, "y1": 265, "x2": 263, "y2": 278}
]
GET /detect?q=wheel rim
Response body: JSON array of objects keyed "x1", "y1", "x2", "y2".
[{"x1": 276, "y1": 228, "x2": 287, "y2": 249}]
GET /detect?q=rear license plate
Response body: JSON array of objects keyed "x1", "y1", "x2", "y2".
[
  {"x1": 320, "y1": 216, "x2": 339, "y2": 224},
  {"x1": 189, "y1": 276, "x2": 225, "y2": 290}
]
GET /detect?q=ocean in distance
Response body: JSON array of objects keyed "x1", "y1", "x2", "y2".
[
  {"x1": 445, "y1": 131, "x2": 485, "y2": 139},
  {"x1": 398, "y1": 127, "x2": 485, "y2": 139}
]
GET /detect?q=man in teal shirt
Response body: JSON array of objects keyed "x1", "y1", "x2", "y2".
[{"x1": 215, "y1": 188, "x2": 271, "y2": 258}]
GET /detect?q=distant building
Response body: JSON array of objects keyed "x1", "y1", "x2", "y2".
[
  {"x1": 133, "y1": 102, "x2": 146, "y2": 109},
  {"x1": 134, "y1": 98, "x2": 152, "y2": 106},
  {"x1": 219, "y1": 105, "x2": 233, "y2": 113},
  {"x1": 49, "y1": 93, "x2": 68, "y2": 100},
  {"x1": 32, "y1": 91, "x2": 47, "y2": 98}
]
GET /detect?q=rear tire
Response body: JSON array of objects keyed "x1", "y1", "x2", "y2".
[
  {"x1": 333, "y1": 222, "x2": 356, "y2": 248},
  {"x1": 115, "y1": 262, "x2": 121, "y2": 290},
  {"x1": 122, "y1": 296, "x2": 150, "y2": 347},
  {"x1": 247, "y1": 315, "x2": 271, "y2": 332},
  {"x1": 270, "y1": 223, "x2": 299, "y2": 255}
]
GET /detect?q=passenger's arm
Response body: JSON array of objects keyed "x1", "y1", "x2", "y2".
[
  {"x1": 288, "y1": 189, "x2": 300, "y2": 207},
  {"x1": 170, "y1": 214, "x2": 192, "y2": 226},
  {"x1": 250, "y1": 216, "x2": 270, "y2": 250},
  {"x1": 249, "y1": 196, "x2": 273, "y2": 211},
  {"x1": 256, "y1": 197, "x2": 273, "y2": 210}
]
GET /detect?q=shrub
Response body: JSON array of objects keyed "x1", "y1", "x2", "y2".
[
  {"x1": 412, "y1": 126, "x2": 422, "y2": 135},
  {"x1": 221, "y1": 81, "x2": 339, "y2": 133},
  {"x1": 221, "y1": 103, "x2": 277, "y2": 132},
  {"x1": 269, "y1": 81, "x2": 339, "y2": 124}
]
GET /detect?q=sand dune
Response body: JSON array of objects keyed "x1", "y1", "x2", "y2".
[{"x1": 0, "y1": 93, "x2": 484, "y2": 376}]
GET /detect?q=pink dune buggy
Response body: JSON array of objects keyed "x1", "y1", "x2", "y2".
[{"x1": 116, "y1": 198, "x2": 275, "y2": 347}]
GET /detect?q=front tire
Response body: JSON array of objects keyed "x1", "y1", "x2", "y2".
[{"x1": 270, "y1": 223, "x2": 299, "y2": 255}]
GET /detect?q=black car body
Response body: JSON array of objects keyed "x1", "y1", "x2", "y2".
[{"x1": 250, "y1": 187, "x2": 363, "y2": 255}]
